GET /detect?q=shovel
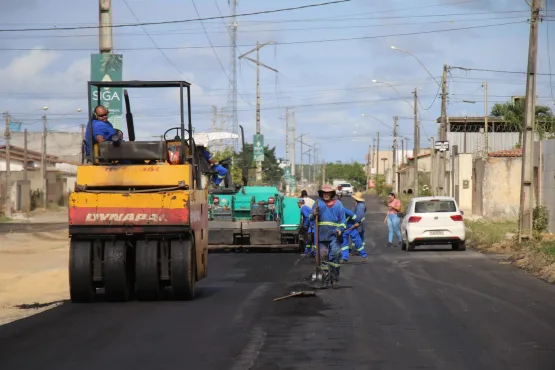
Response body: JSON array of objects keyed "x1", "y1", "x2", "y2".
[{"x1": 274, "y1": 290, "x2": 316, "y2": 302}]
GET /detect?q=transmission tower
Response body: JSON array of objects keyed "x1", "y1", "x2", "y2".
[{"x1": 227, "y1": 0, "x2": 239, "y2": 150}]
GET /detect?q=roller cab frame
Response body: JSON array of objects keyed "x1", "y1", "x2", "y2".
[{"x1": 68, "y1": 80, "x2": 208, "y2": 303}]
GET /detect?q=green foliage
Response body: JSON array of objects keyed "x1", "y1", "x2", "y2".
[
  {"x1": 420, "y1": 184, "x2": 432, "y2": 196},
  {"x1": 212, "y1": 147, "x2": 242, "y2": 185},
  {"x1": 533, "y1": 205, "x2": 549, "y2": 241},
  {"x1": 238, "y1": 143, "x2": 284, "y2": 185},
  {"x1": 466, "y1": 219, "x2": 518, "y2": 248},
  {"x1": 490, "y1": 99, "x2": 554, "y2": 143},
  {"x1": 323, "y1": 162, "x2": 367, "y2": 189},
  {"x1": 540, "y1": 241, "x2": 555, "y2": 260}
]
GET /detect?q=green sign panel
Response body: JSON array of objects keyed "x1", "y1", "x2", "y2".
[
  {"x1": 253, "y1": 134, "x2": 264, "y2": 162},
  {"x1": 90, "y1": 54, "x2": 123, "y2": 130}
]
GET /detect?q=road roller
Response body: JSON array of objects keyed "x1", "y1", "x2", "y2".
[{"x1": 68, "y1": 80, "x2": 209, "y2": 303}]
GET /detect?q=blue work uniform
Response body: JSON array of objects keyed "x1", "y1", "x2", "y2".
[
  {"x1": 301, "y1": 204, "x2": 315, "y2": 256},
  {"x1": 341, "y1": 209, "x2": 368, "y2": 261},
  {"x1": 201, "y1": 148, "x2": 228, "y2": 186},
  {"x1": 354, "y1": 201, "x2": 367, "y2": 252},
  {"x1": 84, "y1": 119, "x2": 119, "y2": 156},
  {"x1": 310, "y1": 198, "x2": 346, "y2": 284}
]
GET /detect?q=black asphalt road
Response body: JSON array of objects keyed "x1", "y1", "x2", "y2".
[{"x1": 2, "y1": 195, "x2": 555, "y2": 369}]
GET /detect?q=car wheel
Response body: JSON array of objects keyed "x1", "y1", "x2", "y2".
[
  {"x1": 407, "y1": 242, "x2": 416, "y2": 252},
  {"x1": 401, "y1": 234, "x2": 407, "y2": 251},
  {"x1": 452, "y1": 241, "x2": 466, "y2": 251}
]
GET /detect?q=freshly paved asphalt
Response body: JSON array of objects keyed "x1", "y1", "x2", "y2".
[{"x1": 1, "y1": 195, "x2": 555, "y2": 369}]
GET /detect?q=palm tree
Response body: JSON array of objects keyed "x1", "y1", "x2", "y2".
[{"x1": 490, "y1": 99, "x2": 554, "y2": 146}]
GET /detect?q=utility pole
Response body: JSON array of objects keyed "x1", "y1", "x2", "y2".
[
  {"x1": 23, "y1": 129, "x2": 28, "y2": 182},
  {"x1": 41, "y1": 114, "x2": 48, "y2": 208},
  {"x1": 300, "y1": 134, "x2": 304, "y2": 189},
  {"x1": 322, "y1": 159, "x2": 326, "y2": 185},
  {"x1": 376, "y1": 132, "x2": 380, "y2": 177},
  {"x1": 291, "y1": 110, "x2": 296, "y2": 194},
  {"x1": 238, "y1": 40, "x2": 278, "y2": 181},
  {"x1": 99, "y1": 0, "x2": 113, "y2": 54},
  {"x1": 518, "y1": 0, "x2": 541, "y2": 242},
  {"x1": 227, "y1": 0, "x2": 239, "y2": 150},
  {"x1": 438, "y1": 64, "x2": 449, "y2": 196},
  {"x1": 3, "y1": 112, "x2": 11, "y2": 217},
  {"x1": 413, "y1": 88, "x2": 420, "y2": 196},
  {"x1": 372, "y1": 138, "x2": 376, "y2": 179},
  {"x1": 430, "y1": 137, "x2": 435, "y2": 194},
  {"x1": 482, "y1": 81, "x2": 489, "y2": 158},
  {"x1": 285, "y1": 108, "x2": 290, "y2": 195},
  {"x1": 401, "y1": 139, "x2": 405, "y2": 166},
  {"x1": 366, "y1": 144, "x2": 371, "y2": 191},
  {"x1": 392, "y1": 116, "x2": 398, "y2": 194}
]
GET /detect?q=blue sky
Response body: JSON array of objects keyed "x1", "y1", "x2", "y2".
[{"x1": 0, "y1": 0, "x2": 554, "y2": 162}]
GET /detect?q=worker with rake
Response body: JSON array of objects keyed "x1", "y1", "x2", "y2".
[{"x1": 310, "y1": 184, "x2": 346, "y2": 289}]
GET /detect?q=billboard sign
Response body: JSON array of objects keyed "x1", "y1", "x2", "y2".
[{"x1": 90, "y1": 54, "x2": 123, "y2": 130}]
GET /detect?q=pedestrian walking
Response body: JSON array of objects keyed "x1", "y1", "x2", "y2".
[{"x1": 384, "y1": 192, "x2": 403, "y2": 247}]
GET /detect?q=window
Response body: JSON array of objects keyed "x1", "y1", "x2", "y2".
[
  {"x1": 340, "y1": 183, "x2": 352, "y2": 188},
  {"x1": 414, "y1": 200, "x2": 457, "y2": 213}
]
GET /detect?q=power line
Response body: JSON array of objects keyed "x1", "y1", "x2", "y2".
[
  {"x1": 449, "y1": 65, "x2": 555, "y2": 75},
  {"x1": 0, "y1": 0, "x2": 351, "y2": 33},
  {"x1": 0, "y1": 20, "x2": 529, "y2": 51},
  {"x1": 0, "y1": 15, "x2": 530, "y2": 40},
  {"x1": 122, "y1": 0, "x2": 188, "y2": 81}
]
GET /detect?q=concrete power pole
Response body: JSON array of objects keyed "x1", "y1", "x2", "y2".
[
  {"x1": 366, "y1": 144, "x2": 371, "y2": 191},
  {"x1": 99, "y1": 0, "x2": 113, "y2": 54},
  {"x1": 372, "y1": 138, "x2": 376, "y2": 179},
  {"x1": 392, "y1": 116, "x2": 398, "y2": 194},
  {"x1": 322, "y1": 159, "x2": 326, "y2": 185},
  {"x1": 3, "y1": 112, "x2": 11, "y2": 217},
  {"x1": 285, "y1": 107, "x2": 290, "y2": 195},
  {"x1": 24, "y1": 129, "x2": 28, "y2": 182},
  {"x1": 482, "y1": 81, "x2": 489, "y2": 158},
  {"x1": 401, "y1": 139, "x2": 405, "y2": 165},
  {"x1": 413, "y1": 88, "x2": 420, "y2": 196},
  {"x1": 300, "y1": 134, "x2": 304, "y2": 189},
  {"x1": 291, "y1": 110, "x2": 296, "y2": 194},
  {"x1": 438, "y1": 64, "x2": 449, "y2": 195},
  {"x1": 518, "y1": 0, "x2": 541, "y2": 242},
  {"x1": 238, "y1": 40, "x2": 277, "y2": 182},
  {"x1": 41, "y1": 114, "x2": 48, "y2": 208},
  {"x1": 376, "y1": 132, "x2": 380, "y2": 177}
]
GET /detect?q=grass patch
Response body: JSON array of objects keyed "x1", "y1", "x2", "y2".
[
  {"x1": 0, "y1": 216, "x2": 12, "y2": 223},
  {"x1": 465, "y1": 219, "x2": 518, "y2": 250},
  {"x1": 540, "y1": 241, "x2": 555, "y2": 260}
]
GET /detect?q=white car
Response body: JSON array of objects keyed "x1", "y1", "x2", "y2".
[
  {"x1": 336, "y1": 183, "x2": 353, "y2": 196},
  {"x1": 400, "y1": 196, "x2": 466, "y2": 251}
]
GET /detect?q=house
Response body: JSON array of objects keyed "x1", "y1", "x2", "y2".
[{"x1": 0, "y1": 145, "x2": 77, "y2": 213}]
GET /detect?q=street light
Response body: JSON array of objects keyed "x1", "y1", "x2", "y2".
[{"x1": 390, "y1": 45, "x2": 441, "y2": 87}]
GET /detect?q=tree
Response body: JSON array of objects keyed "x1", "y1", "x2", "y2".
[
  {"x1": 490, "y1": 99, "x2": 554, "y2": 145},
  {"x1": 322, "y1": 162, "x2": 366, "y2": 190},
  {"x1": 236, "y1": 143, "x2": 284, "y2": 185},
  {"x1": 211, "y1": 147, "x2": 242, "y2": 184}
]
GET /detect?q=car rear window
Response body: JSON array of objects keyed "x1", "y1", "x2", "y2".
[
  {"x1": 340, "y1": 183, "x2": 351, "y2": 187},
  {"x1": 414, "y1": 200, "x2": 457, "y2": 213}
]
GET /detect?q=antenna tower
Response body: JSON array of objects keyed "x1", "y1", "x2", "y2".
[{"x1": 228, "y1": 0, "x2": 239, "y2": 150}]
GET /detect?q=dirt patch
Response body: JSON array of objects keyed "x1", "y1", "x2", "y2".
[
  {"x1": 466, "y1": 220, "x2": 555, "y2": 284},
  {"x1": 0, "y1": 229, "x2": 69, "y2": 325}
]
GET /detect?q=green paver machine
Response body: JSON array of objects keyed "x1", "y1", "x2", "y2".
[{"x1": 207, "y1": 126, "x2": 302, "y2": 251}]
